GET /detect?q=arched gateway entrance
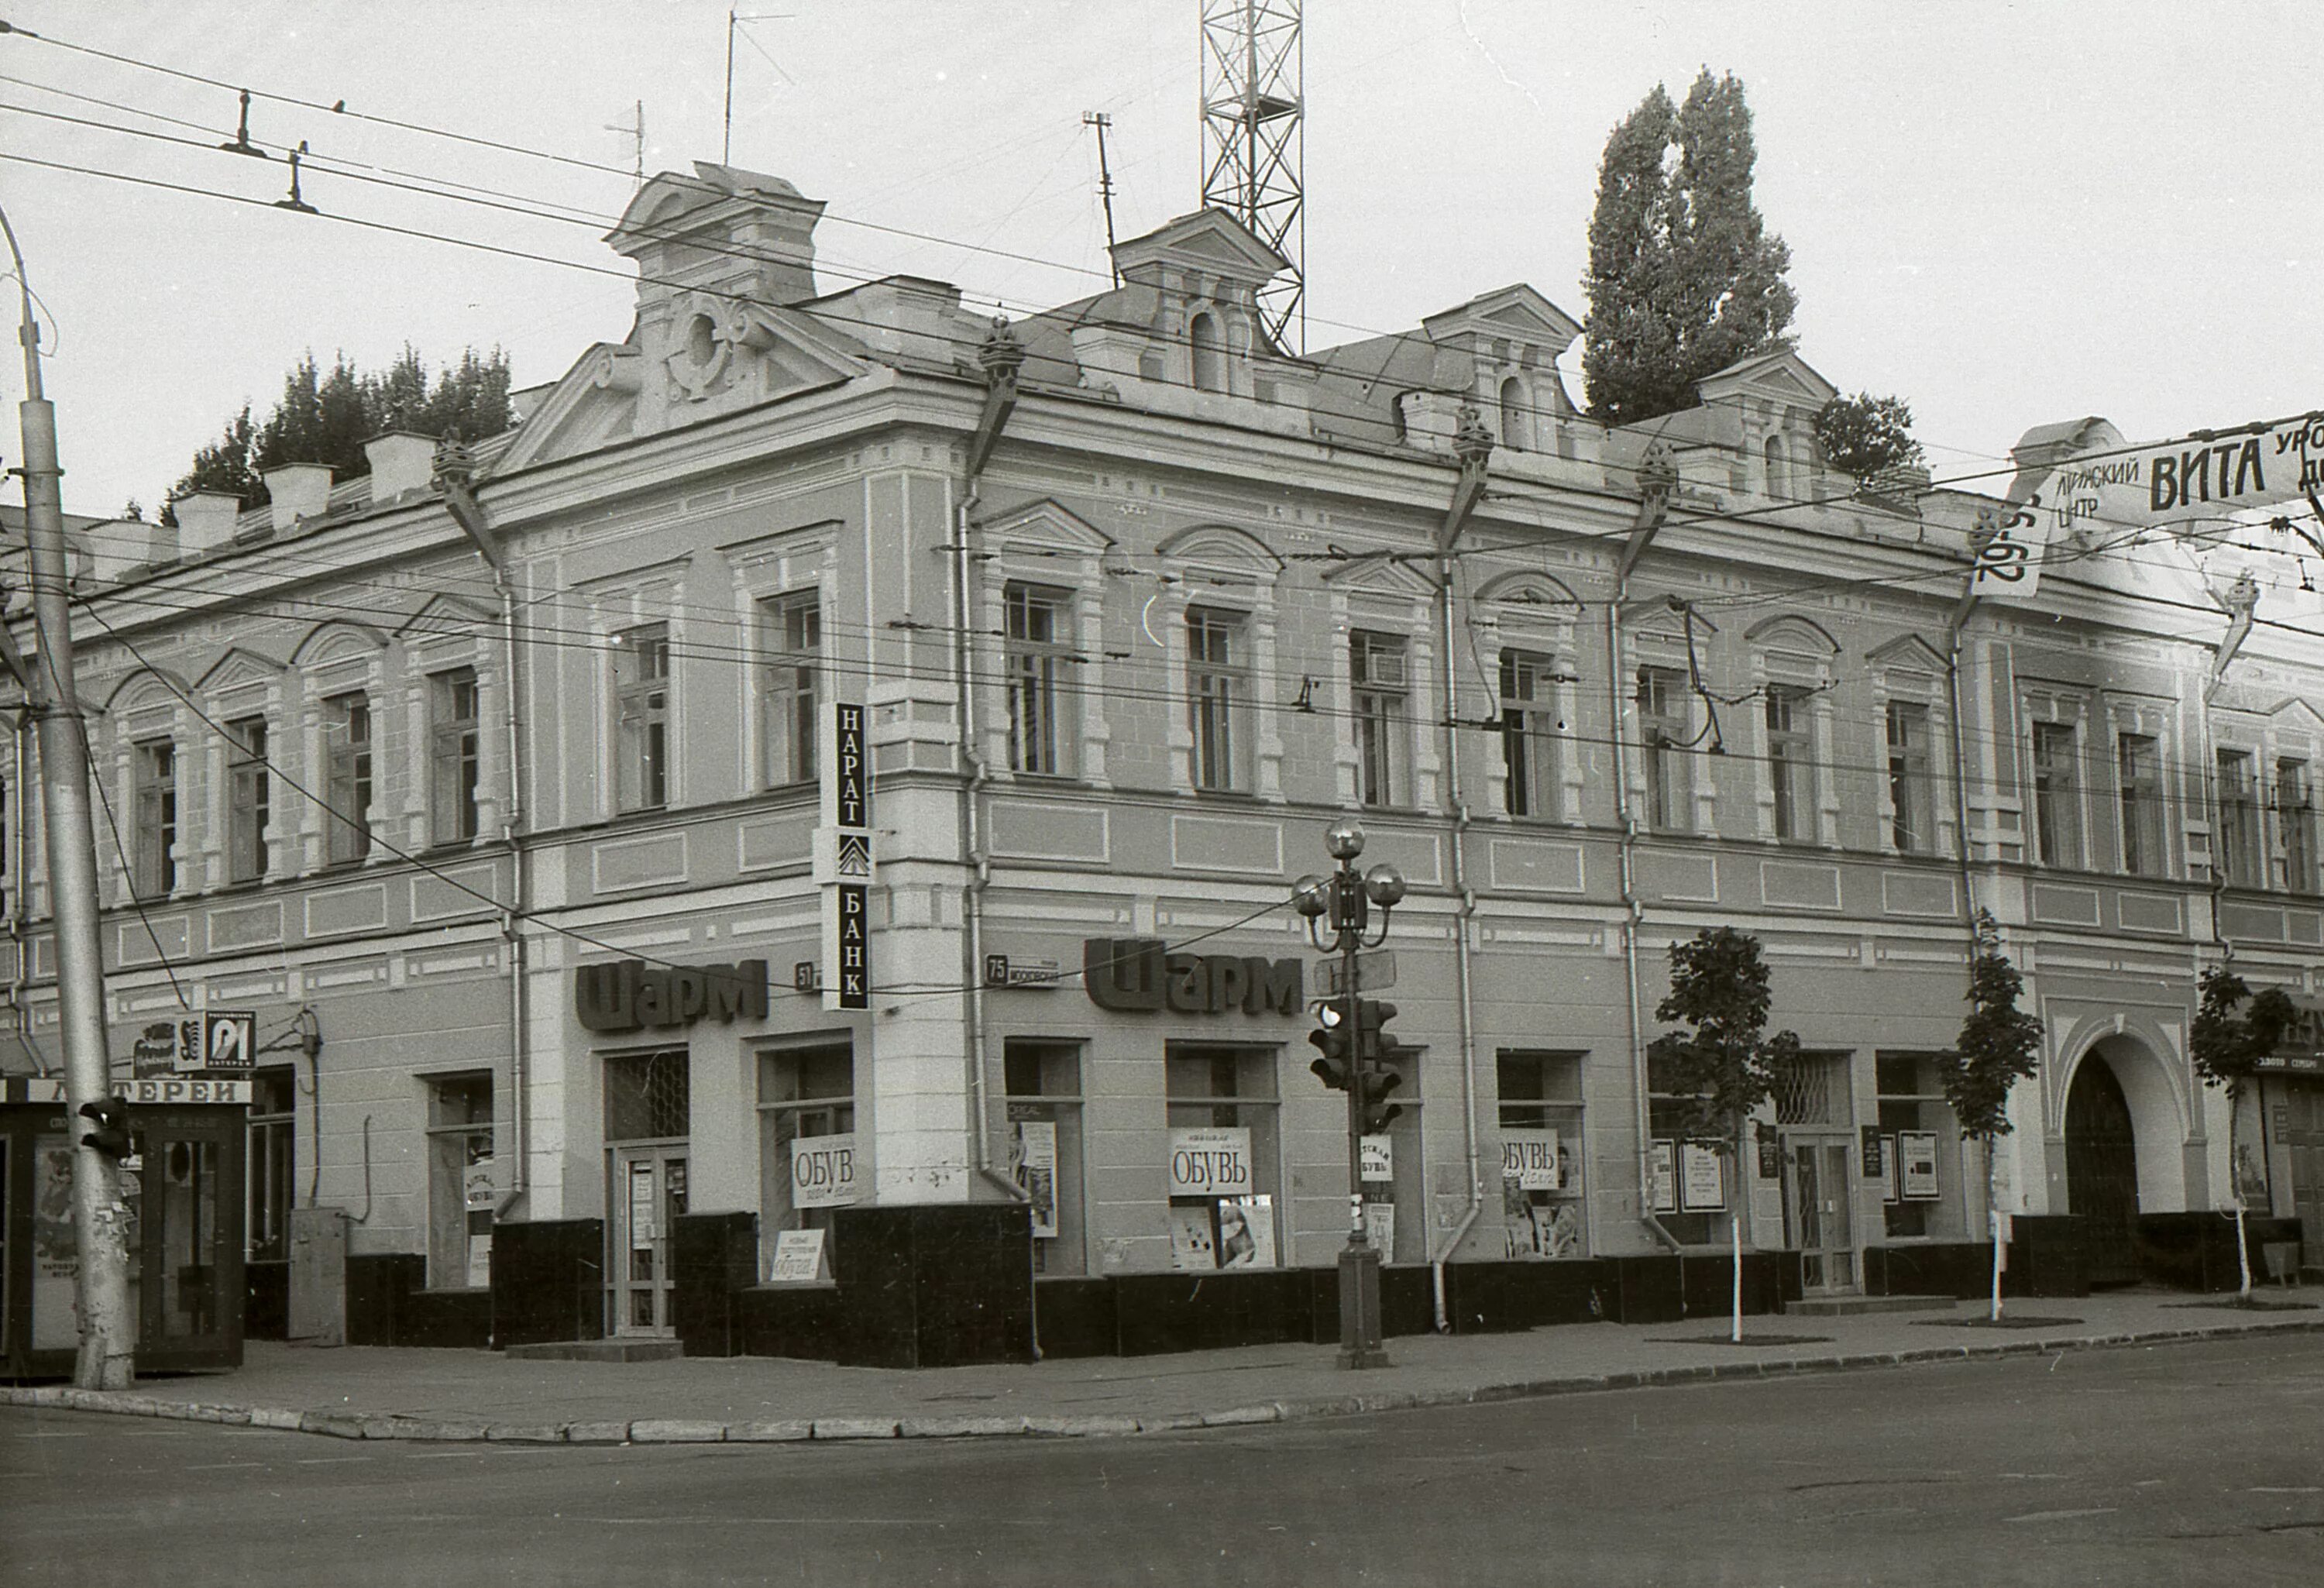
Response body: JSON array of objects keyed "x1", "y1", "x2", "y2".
[{"x1": 2064, "y1": 1057, "x2": 2142, "y2": 1286}]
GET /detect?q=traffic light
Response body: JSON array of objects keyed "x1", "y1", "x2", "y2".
[
  {"x1": 1353, "y1": 999, "x2": 1399, "y2": 1064},
  {"x1": 1356, "y1": 1067, "x2": 1404, "y2": 1135},
  {"x1": 1308, "y1": 1004, "x2": 1354, "y2": 1090},
  {"x1": 77, "y1": 1095, "x2": 133, "y2": 1160}
]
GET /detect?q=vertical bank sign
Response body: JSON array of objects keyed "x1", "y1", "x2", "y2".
[
  {"x1": 1983, "y1": 410, "x2": 2324, "y2": 603},
  {"x1": 817, "y1": 701, "x2": 872, "y2": 1011}
]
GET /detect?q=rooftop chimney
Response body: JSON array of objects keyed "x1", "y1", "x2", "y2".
[
  {"x1": 363, "y1": 431, "x2": 437, "y2": 503},
  {"x1": 170, "y1": 490, "x2": 243, "y2": 558},
  {"x1": 261, "y1": 462, "x2": 334, "y2": 528}
]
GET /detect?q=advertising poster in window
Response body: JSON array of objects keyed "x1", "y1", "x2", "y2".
[
  {"x1": 791, "y1": 1130, "x2": 860, "y2": 1209},
  {"x1": 767, "y1": 1228, "x2": 827, "y2": 1284},
  {"x1": 1878, "y1": 1136, "x2": 1900, "y2": 1203},
  {"x1": 466, "y1": 1232, "x2": 493, "y2": 1291},
  {"x1": 1167, "y1": 1205, "x2": 1216, "y2": 1270},
  {"x1": 1501, "y1": 1129, "x2": 1560, "y2": 1190},
  {"x1": 1899, "y1": 1131, "x2": 1940, "y2": 1200},
  {"x1": 1217, "y1": 1195, "x2": 1276, "y2": 1269},
  {"x1": 1649, "y1": 1139, "x2": 1679, "y2": 1214},
  {"x1": 1010, "y1": 1119, "x2": 1059, "y2": 1239},
  {"x1": 1679, "y1": 1143, "x2": 1726, "y2": 1212},
  {"x1": 1167, "y1": 1126, "x2": 1253, "y2": 1198},
  {"x1": 1361, "y1": 1199, "x2": 1395, "y2": 1259},
  {"x1": 33, "y1": 1139, "x2": 81, "y2": 1351}
]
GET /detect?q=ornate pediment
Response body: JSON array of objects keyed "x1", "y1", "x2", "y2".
[
  {"x1": 194, "y1": 646, "x2": 286, "y2": 696},
  {"x1": 290, "y1": 620, "x2": 389, "y2": 668},
  {"x1": 1698, "y1": 349, "x2": 1838, "y2": 414},
  {"x1": 1155, "y1": 523, "x2": 1285, "y2": 573},
  {"x1": 981, "y1": 499, "x2": 1118, "y2": 561},
  {"x1": 394, "y1": 596, "x2": 500, "y2": 644},
  {"x1": 1745, "y1": 614, "x2": 1841, "y2": 658},
  {"x1": 1867, "y1": 633, "x2": 1947, "y2": 674},
  {"x1": 1421, "y1": 285, "x2": 1583, "y2": 356},
  {"x1": 1112, "y1": 209, "x2": 1286, "y2": 293}
]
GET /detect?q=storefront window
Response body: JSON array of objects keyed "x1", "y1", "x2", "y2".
[
  {"x1": 1875, "y1": 1053, "x2": 1959, "y2": 1238},
  {"x1": 425, "y1": 1072, "x2": 494, "y2": 1289},
  {"x1": 1648, "y1": 1050, "x2": 1727, "y2": 1246},
  {"x1": 1002, "y1": 1038, "x2": 1084, "y2": 1275},
  {"x1": 1496, "y1": 1050, "x2": 1585, "y2": 1259},
  {"x1": 246, "y1": 1064, "x2": 295, "y2": 1263},
  {"x1": 758, "y1": 1042, "x2": 855, "y2": 1246},
  {"x1": 1164, "y1": 1043, "x2": 1280, "y2": 1270}
]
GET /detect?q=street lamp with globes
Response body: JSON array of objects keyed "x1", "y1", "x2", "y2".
[{"x1": 1292, "y1": 817, "x2": 1405, "y2": 1369}]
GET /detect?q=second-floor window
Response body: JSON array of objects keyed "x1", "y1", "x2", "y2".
[
  {"x1": 2216, "y1": 748, "x2": 2260, "y2": 886},
  {"x1": 323, "y1": 692, "x2": 372, "y2": 865},
  {"x1": 615, "y1": 624, "x2": 670, "y2": 812},
  {"x1": 1766, "y1": 685, "x2": 1815, "y2": 843},
  {"x1": 1500, "y1": 650, "x2": 1559, "y2": 820},
  {"x1": 132, "y1": 740, "x2": 176, "y2": 896},
  {"x1": 1351, "y1": 630, "x2": 1408, "y2": 809},
  {"x1": 759, "y1": 591, "x2": 820, "y2": 789},
  {"x1": 2032, "y1": 721, "x2": 2082, "y2": 868},
  {"x1": 227, "y1": 717, "x2": 270, "y2": 883},
  {"x1": 2118, "y1": 731, "x2": 2165, "y2": 876},
  {"x1": 1186, "y1": 606, "x2": 1246, "y2": 793},
  {"x1": 429, "y1": 668, "x2": 480, "y2": 846},
  {"x1": 1637, "y1": 665, "x2": 1690, "y2": 833},
  {"x1": 2281, "y1": 758, "x2": 2317, "y2": 894},
  {"x1": 1005, "y1": 584, "x2": 1072, "y2": 776},
  {"x1": 1886, "y1": 701, "x2": 1933, "y2": 854}
]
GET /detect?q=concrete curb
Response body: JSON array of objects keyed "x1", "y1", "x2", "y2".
[{"x1": 7, "y1": 1314, "x2": 2319, "y2": 1447}]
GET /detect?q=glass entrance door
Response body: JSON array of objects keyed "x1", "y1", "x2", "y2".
[
  {"x1": 608, "y1": 1144, "x2": 686, "y2": 1336},
  {"x1": 1787, "y1": 1138, "x2": 1856, "y2": 1293}
]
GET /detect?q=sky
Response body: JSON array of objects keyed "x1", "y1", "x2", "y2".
[{"x1": 5, "y1": 0, "x2": 2322, "y2": 521}]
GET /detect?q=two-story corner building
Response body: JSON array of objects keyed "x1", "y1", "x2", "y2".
[{"x1": 4, "y1": 161, "x2": 2318, "y2": 1370}]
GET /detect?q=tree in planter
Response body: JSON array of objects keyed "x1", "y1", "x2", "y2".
[
  {"x1": 1944, "y1": 911, "x2": 2044, "y2": 1321},
  {"x1": 1648, "y1": 926, "x2": 1800, "y2": 1341},
  {"x1": 2189, "y1": 963, "x2": 2298, "y2": 1298}
]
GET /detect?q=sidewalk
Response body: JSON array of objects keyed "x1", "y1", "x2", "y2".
[{"x1": 8, "y1": 1286, "x2": 2319, "y2": 1445}]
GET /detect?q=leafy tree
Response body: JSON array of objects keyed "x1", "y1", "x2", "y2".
[
  {"x1": 2190, "y1": 964, "x2": 2298, "y2": 1297},
  {"x1": 1813, "y1": 393, "x2": 1926, "y2": 489},
  {"x1": 1583, "y1": 69, "x2": 1796, "y2": 427},
  {"x1": 167, "y1": 345, "x2": 512, "y2": 508},
  {"x1": 1648, "y1": 925, "x2": 1800, "y2": 1340},
  {"x1": 1945, "y1": 911, "x2": 2043, "y2": 1319}
]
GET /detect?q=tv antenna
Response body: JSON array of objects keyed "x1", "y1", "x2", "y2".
[
  {"x1": 724, "y1": 10, "x2": 796, "y2": 165},
  {"x1": 1084, "y1": 111, "x2": 1120, "y2": 287}
]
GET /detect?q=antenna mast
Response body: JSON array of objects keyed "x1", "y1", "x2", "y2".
[
  {"x1": 1084, "y1": 111, "x2": 1121, "y2": 287},
  {"x1": 1200, "y1": 0, "x2": 1305, "y2": 352},
  {"x1": 607, "y1": 100, "x2": 645, "y2": 192},
  {"x1": 724, "y1": 11, "x2": 796, "y2": 167}
]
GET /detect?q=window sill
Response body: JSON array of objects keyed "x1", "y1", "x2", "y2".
[
  {"x1": 746, "y1": 1279, "x2": 839, "y2": 1294},
  {"x1": 417, "y1": 1284, "x2": 491, "y2": 1296}
]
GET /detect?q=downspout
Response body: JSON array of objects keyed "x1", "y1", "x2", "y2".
[
  {"x1": 1429, "y1": 408, "x2": 1492, "y2": 1332},
  {"x1": 435, "y1": 439, "x2": 530, "y2": 1221},
  {"x1": 1618, "y1": 442, "x2": 1685, "y2": 1256},
  {"x1": 960, "y1": 318, "x2": 1026, "y2": 1208}
]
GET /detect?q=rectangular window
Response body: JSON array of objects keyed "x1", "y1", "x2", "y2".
[
  {"x1": 323, "y1": 692, "x2": 373, "y2": 865},
  {"x1": 2281, "y1": 758, "x2": 2317, "y2": 895},
  {"x1": 1637, "y1": 665, "x2": 1690, "y2": 833},
  {"x1": 615, "y1": 624, "x2": 670, "y2": 812},
  {"x1": 1766, "y1": 685, "x2": 1816, "y2": 843},
  {"x1": 2217, "y1": 748, "x2": 2260, "y2": 887},
  {"x1": 1351, "y1": 630, "x2": 1408, "y2": 809},
  {"x1": 425, "y1": 1072, "x2": 494, "y2": 1289},
  {"x1": 428, "y1": 667, "x2": 480, "y2": 846},
  {"x1": 1005, "y1": 584, "x2": 1072, "y2": 776},
  {"x1": 2031, "y1": 721, "x2": 2082, "y2": 868},
  {"x1": 759, "y1": 591, "x2": 820, "y2": 789},
  {"x1": 1647, "y1": 1050, "x2": 1726, "y2": 1246},
  {"x1": 1500, "y1": 651, "x2": 1559, "y2": 820},
  {"x1": 226, "y1": 716, "x2": 270, "y2": 884},
  {"x1": 1186, "y1": 607, "x2": 1247, "y2": 793},
  {"x1": 1164, "y1": 1043, "x2": 1283, "y2": 1269},
  {"x1": 1875, "y1": 1054, "x2": 1959, "y2": 1239},
  {"x1": 1495, "y1": 1050, "x2": 1585, "y2": 1260},
  {"x1": 1003, "y1": 1038, "x2": 1085, "y2": 1276},
  {"x1": 132, "y1": 739, "x2": 177, "y2": 896},
  {"x1": 758, "y1": 1043, "x2": 854, "y2": 1240},
  {"x1": 247, "y1": 1065, "x2": 296, "y2": 1263},
  {"x1": 1886, "y1": 701, "x2": 1934, "y2": 854},
  {"x1": 2118, "y1": 731, "x2": 2165, "y2": 876}
]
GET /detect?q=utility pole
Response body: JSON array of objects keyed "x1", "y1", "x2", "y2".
[
  {"x1": 1083, "y1": 111, "x2": 1121, "y2": 287},
  {"x1": 2, "y1": 205, "x2": 133, "y2": 1389}
]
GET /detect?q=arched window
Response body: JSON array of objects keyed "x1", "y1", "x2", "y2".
[
  {"x1": 1499, "y1": 376, "x2": 1528, "y2": 452},
  {"x1": 1764, "y1": 435, "x2": 1788, "y2": 501},
  {"x1": 1190, "y1": 312, "x2": 1226, "y2": 393}
]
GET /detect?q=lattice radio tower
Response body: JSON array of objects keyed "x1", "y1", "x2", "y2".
[{"x1": 1201, "y1": 0, "x2": 1305, "y2": 352}]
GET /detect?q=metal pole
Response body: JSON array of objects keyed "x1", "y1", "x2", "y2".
[
  {"x1": 4, "y1": 205, "x2": 133, "y2": 1389},
  {"x1": 723, "y1": 9, "x2": 737, "y2": 164},
  {"x1": 1341, "y1": 873, "x2": 1363, "y2": 1241},
  {"x1": 1332, "y1": 858, "x2": 1387, "y2": 1370}
]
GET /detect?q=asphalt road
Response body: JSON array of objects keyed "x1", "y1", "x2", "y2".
[{"x1": 5, "y1": 1334, "x2": 2320, "y2": 1588}]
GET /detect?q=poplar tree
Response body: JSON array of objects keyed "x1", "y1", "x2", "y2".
[
  {"x1": 1648, "y1": 926, "x2": 1799, "y2": 1342},
  {"x1": 2189, "y1": 964, "x2": 2298, "y2": 1298},
  {"x1": 1945, "y1": 912, "x2": 2043, "y2": 1320},
  {"x1": 1583, "y1": 70, "x2": 1796, "y2": 426}
]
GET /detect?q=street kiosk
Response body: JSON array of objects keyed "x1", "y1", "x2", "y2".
[{"x1": 2, "y1": 1075, "x2": 247, "y2": 1379}]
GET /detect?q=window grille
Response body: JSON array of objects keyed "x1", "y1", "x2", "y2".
[
  {"x1": 1774, "y1": 1052, "x2": 1843, "y2": 1126},
  {"x1": 605, "y1": 1049, "x2": 690, "y2": 1140}
]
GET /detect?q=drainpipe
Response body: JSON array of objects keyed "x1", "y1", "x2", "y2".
[
  {"x1": 435, "y1": 438, "x2": 530, "y2": 1221},
  {"x1": 1429, "y1": 408, "x2": 1492, "y2": 1332},
  {"x1": 960, "y1": 318, "x2": 1026, "y2": 1208},
  {"x1": 1615, "y1": 442, "x2": 1685, "y2": 1256}
]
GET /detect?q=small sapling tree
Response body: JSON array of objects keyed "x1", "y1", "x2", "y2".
[
  {"x1": 1648, "y1": 926, "x2": 1799, "y2": 1341},
  {"x1": 2189, "y1": 964, "x2": 2298, "y2": 1298},
  {"x1": 1944, "y1": 912, "x2": 2044, "y2": 1320}
]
